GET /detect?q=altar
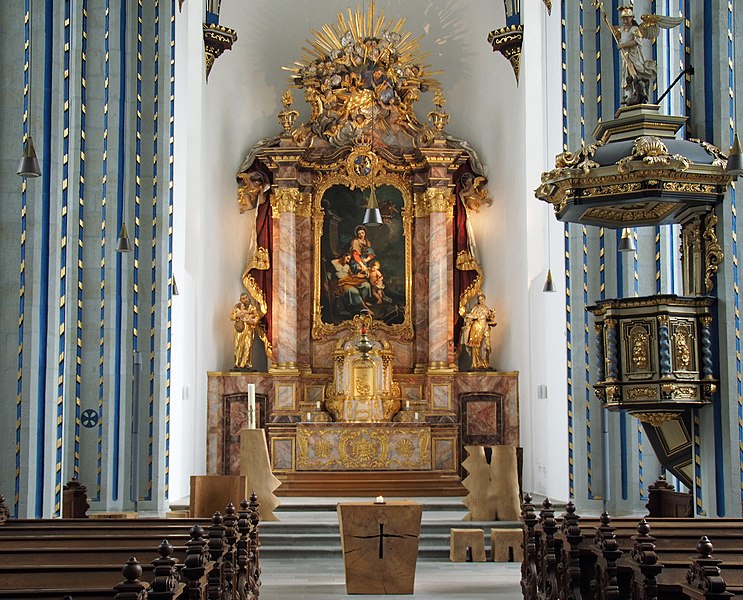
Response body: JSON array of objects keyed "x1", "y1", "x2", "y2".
[{"x1": 206, "y1": 5, "x2": 519, "y2": 495}]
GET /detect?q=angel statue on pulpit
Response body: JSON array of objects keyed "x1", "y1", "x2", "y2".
[{"x1": 595, "y1": 2, "x2": 682, "y2": 106}]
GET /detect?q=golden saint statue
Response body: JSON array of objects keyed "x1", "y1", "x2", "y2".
[
  {"x1": 230, "y1": 293, "x2": 262, "y2": 369},
  {"x1": 461, "y1": 294, "x2": 497, "y2": 370}
]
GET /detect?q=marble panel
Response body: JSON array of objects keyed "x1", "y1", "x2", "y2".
[
  {"x1": 453, "y1": 372, "x2": 519, "y2": 446},
  {"x1": 413, "y1": 217, "x2": 430, "y2": 367},
  {"x1": 296, "y1": 216, "x2": 313, "y2": 367},
  {"x1": 431, "y1": 382, "x2": 452, "y2": 410},
  {"x1": 465, "y1": 401, "x2": 498, "y2": 437},
  {"x1": 304, "y1": 384, "x2": 325, "y2": 405},
  {"x1": 275, "y1": 382, "x2": 297, "y2": 411},
  {"x1": 433, "y1": 437, "x2": 455, "y2": 471},
  {"x1": 271, "y1": 437, "x2": 294, "y2": 471}
]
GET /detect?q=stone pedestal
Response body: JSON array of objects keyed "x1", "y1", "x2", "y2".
[
  {"x1": 240, "y1": 428, "x2": 281, "y2": 520},
  {"x1": 337, "y1": 501, "x2": 422, "y2": 595}
]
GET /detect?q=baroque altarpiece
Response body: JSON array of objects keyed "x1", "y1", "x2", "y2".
[{"x1": 207, "y1": 6, "x2": 518, "y2": 494}]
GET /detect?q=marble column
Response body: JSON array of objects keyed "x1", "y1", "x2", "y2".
[
  {"x1": 270, "y1": 188, "x2": 300, "y2": 371},
  {"x1": 426, "y1": 188, "x2": 455, "y2": 372}
]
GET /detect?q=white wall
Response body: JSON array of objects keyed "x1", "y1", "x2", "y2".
[{"x1": 170, "y1": 0, "x2": 569, "y2": 503}]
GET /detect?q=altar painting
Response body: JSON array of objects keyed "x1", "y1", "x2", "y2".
[{"x1": 318, "y1": 182, "x2": 409, "y2": 329}]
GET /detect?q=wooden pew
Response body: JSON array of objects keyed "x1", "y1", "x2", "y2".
[
  {"x1": 0, "y1": 493, "x2": 263, "y2": 600},
  {"x1": 522, "y1": 495, "x2": 743, "y2": 600}
]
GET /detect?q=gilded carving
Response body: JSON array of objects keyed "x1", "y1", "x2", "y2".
[
  {"x1": 580, "y1": 200, "x2": 675, "y2": 222},
  {"x1": 634, "y1": 412, "x2": 679, "y2": 427},
  {"x1": 703, "y1": 211, "x2": 723, "y2": 294},
  {"x1": 616, "y1": 136, "x2": 690, "y2": 173},
  {"x1": 296, "y1": 425, "x2": 431, "y2": 470},
  {"x1": 626, "y1": 387, "x2": 658, "y2": 400},
  {"x1": 629, "y1": 325, "x2": 650, "y2": 370},
  {"x1": 673, "y1": 326, "x2": 693, "y2": 370},
  {"x1": 277, "y1": 89, "x2": 299, "y2": 132},
  {"x1": 271, "y1": 187, "x2": 311, "y2": 216},
  {"x1": 415, "y1": 187, "x2": 455, "y2": 217}
]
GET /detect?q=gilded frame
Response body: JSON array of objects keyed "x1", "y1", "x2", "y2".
[{"x1": 312, "y1": 165, "x2": 414, "y2": 340}]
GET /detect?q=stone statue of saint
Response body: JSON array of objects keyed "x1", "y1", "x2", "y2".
[
  {"x1": 460, "y1": 294, "x2": 497, "y2": 370},
  {"x1": 230, "y1": 293, "x2": 262, "y2": 369},
  {"x1": 596, "y1": 3, "x2": 682, "y2": 105}
]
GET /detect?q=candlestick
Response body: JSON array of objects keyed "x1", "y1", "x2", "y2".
[{"x1": 247, "y1": 384, "x2": 256, "y2": 429}]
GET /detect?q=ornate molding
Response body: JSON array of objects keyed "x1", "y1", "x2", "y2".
[
  {"x1": 203, "y1": 23, "x2": 237, "y2": 82},
  {"x1": 487, "y1": 25, "x2": 524, "y2": 83}
]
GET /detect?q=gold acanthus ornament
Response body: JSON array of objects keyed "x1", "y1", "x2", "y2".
[
  {"x1": 616, "y1": 136, "x2": 691, "y2": 173},
  {"x1": 634, "y1": 412, "x2": 681, "y2": 427},
  {"x1": 277, "y1": 89, "x2": 299, "y2": 132},
  {"x1": 270, "y1": 187, "x2": 311, "y2": 216},
  {"x1": 703, "y1": 211, "x2": 723, "y2": 294}
]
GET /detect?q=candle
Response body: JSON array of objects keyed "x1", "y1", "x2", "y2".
[
  {"x1": 316, "y1": 401, "x2": 321, "y2": 411},
  {"x1": 414, "y1": 412, "x2": 419, "y2": 422},
  {"x1": 405, "y1": 400, "x2": 410, "y2": 410},
  {"x1": 306, "y1": 412, "x2": 312, "y2": 422},
  {"x1": 375, "y1": 495, "x2": 386, "y2": 504},
  {"x1": 247, "y1": 384, "x2": 256, "y2": 429}
]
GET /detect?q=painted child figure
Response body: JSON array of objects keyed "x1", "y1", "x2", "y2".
[{"x1": 368, "y1": 260, "x2": 385, "y2": 304}]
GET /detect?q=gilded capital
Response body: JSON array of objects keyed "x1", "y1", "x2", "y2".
[
  {"x1": 415, "y1": 187, "x2": 454, "y2": 217},
  {"x1": 271, "y1": 187, "x2": 311, "y2": 216}
]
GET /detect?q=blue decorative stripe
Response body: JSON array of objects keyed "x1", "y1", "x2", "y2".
[
  {"x1": 16, "y1": 0, "x2": 31, "y2": 517},
  {"x1": 146, "y1": 0, "x2": 160, "y2": 502},
  {"x1": 96, "y1": 0, "x2": 111, "y2": 504},
  {"x1": 726, "y1": 0, "x2": 741, "y2": 509},
  {"x1": 36, "y1": 0, "x2": 54, "y2": 520},
  {"x1": 561, "y1": 0, "x2": 574, "y2": 500},
  {"x1": 579, "y1": 2, "x2": 592, "y2": 500},
  {"x1": 74, "y1": 0, "x2": 88, "y2": 481},
  {"x1": 694, "y1": 410, "x2": 703, "y2": 514},
  {"x1": 113, "y1": 0, "x2": 128, "y2": 502},
  {"x1": 616, "y1": 229, "x2": 628, "y2": 500},
  {"x1": 56, "y1": 0, "x2": 72, "y2": 518},
  {"x1": 702, "y1": 1, "x2": 713, "y2": 142},
  {"x1": 612, "y1": 0, "x2": 620, "y2": 111},
  {"x1": 165, "y1": 0, "x2": 175, "y2": 498}
]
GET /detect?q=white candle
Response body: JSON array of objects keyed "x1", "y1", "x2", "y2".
[
  {"x1": 375, "y1": 495, "x2": 385, "y2": 504},
  {"x1": 414, "y1": 412, "x2": 419, "y2": 422},
  {"x1": 306, "y1": 412, "x2": 312, "y2": 422},
  {"x1": 247, "y1": 384, "x2": 256, "y2": 429},
  {"x1": 316, "y1": 401, "x2": 321, "y2": 411},
  {"x1": 405, "y1": 400, "x2": 410, "y2": 410}
]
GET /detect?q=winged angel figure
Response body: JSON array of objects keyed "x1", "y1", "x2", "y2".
[{"x1": 595, "y1": 2, "x2": 683, "y2": 105}]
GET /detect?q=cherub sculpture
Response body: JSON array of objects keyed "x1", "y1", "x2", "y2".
[{"x1": 595, "y1": 2, "x2": 682, "y2": 105}]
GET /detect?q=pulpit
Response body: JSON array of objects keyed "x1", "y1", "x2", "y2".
[{"x1": 337, "y1": 501, "x2": 422, "y2": 595}]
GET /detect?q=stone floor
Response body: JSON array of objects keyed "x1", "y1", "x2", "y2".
[{"x1": 259, "y1": 556, "x2": 523, "y2": 599}]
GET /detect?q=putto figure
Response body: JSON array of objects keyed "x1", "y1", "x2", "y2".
[
  {"x1": 595, "y1": 2, "x2": 682, "y2": 105},
  {"x1": 460, "y1": 294, "x2": 498, "y2": 370}
]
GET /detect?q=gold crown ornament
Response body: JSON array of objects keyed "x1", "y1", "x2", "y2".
[{"x1": 618, "y1": 4, "x2": 635, "y2": 18}]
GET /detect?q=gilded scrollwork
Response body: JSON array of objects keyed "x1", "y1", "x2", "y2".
[
  {"x1": 633, "y1": 412, "x2": 680, "y2": 427},
  {"x1": 703, "y1": 211, "x2": 723, "y2": 294},
  {"x1": 626, "y1": 387, "x2": 657, "y2": 400},
  {"x1": 616, "y1": 136, "x2": 690, "y2": 173}
]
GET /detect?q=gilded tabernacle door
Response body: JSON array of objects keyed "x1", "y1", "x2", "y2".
[{"x1": 313, "y1": 159, "x2": 413, "y2": 341}]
